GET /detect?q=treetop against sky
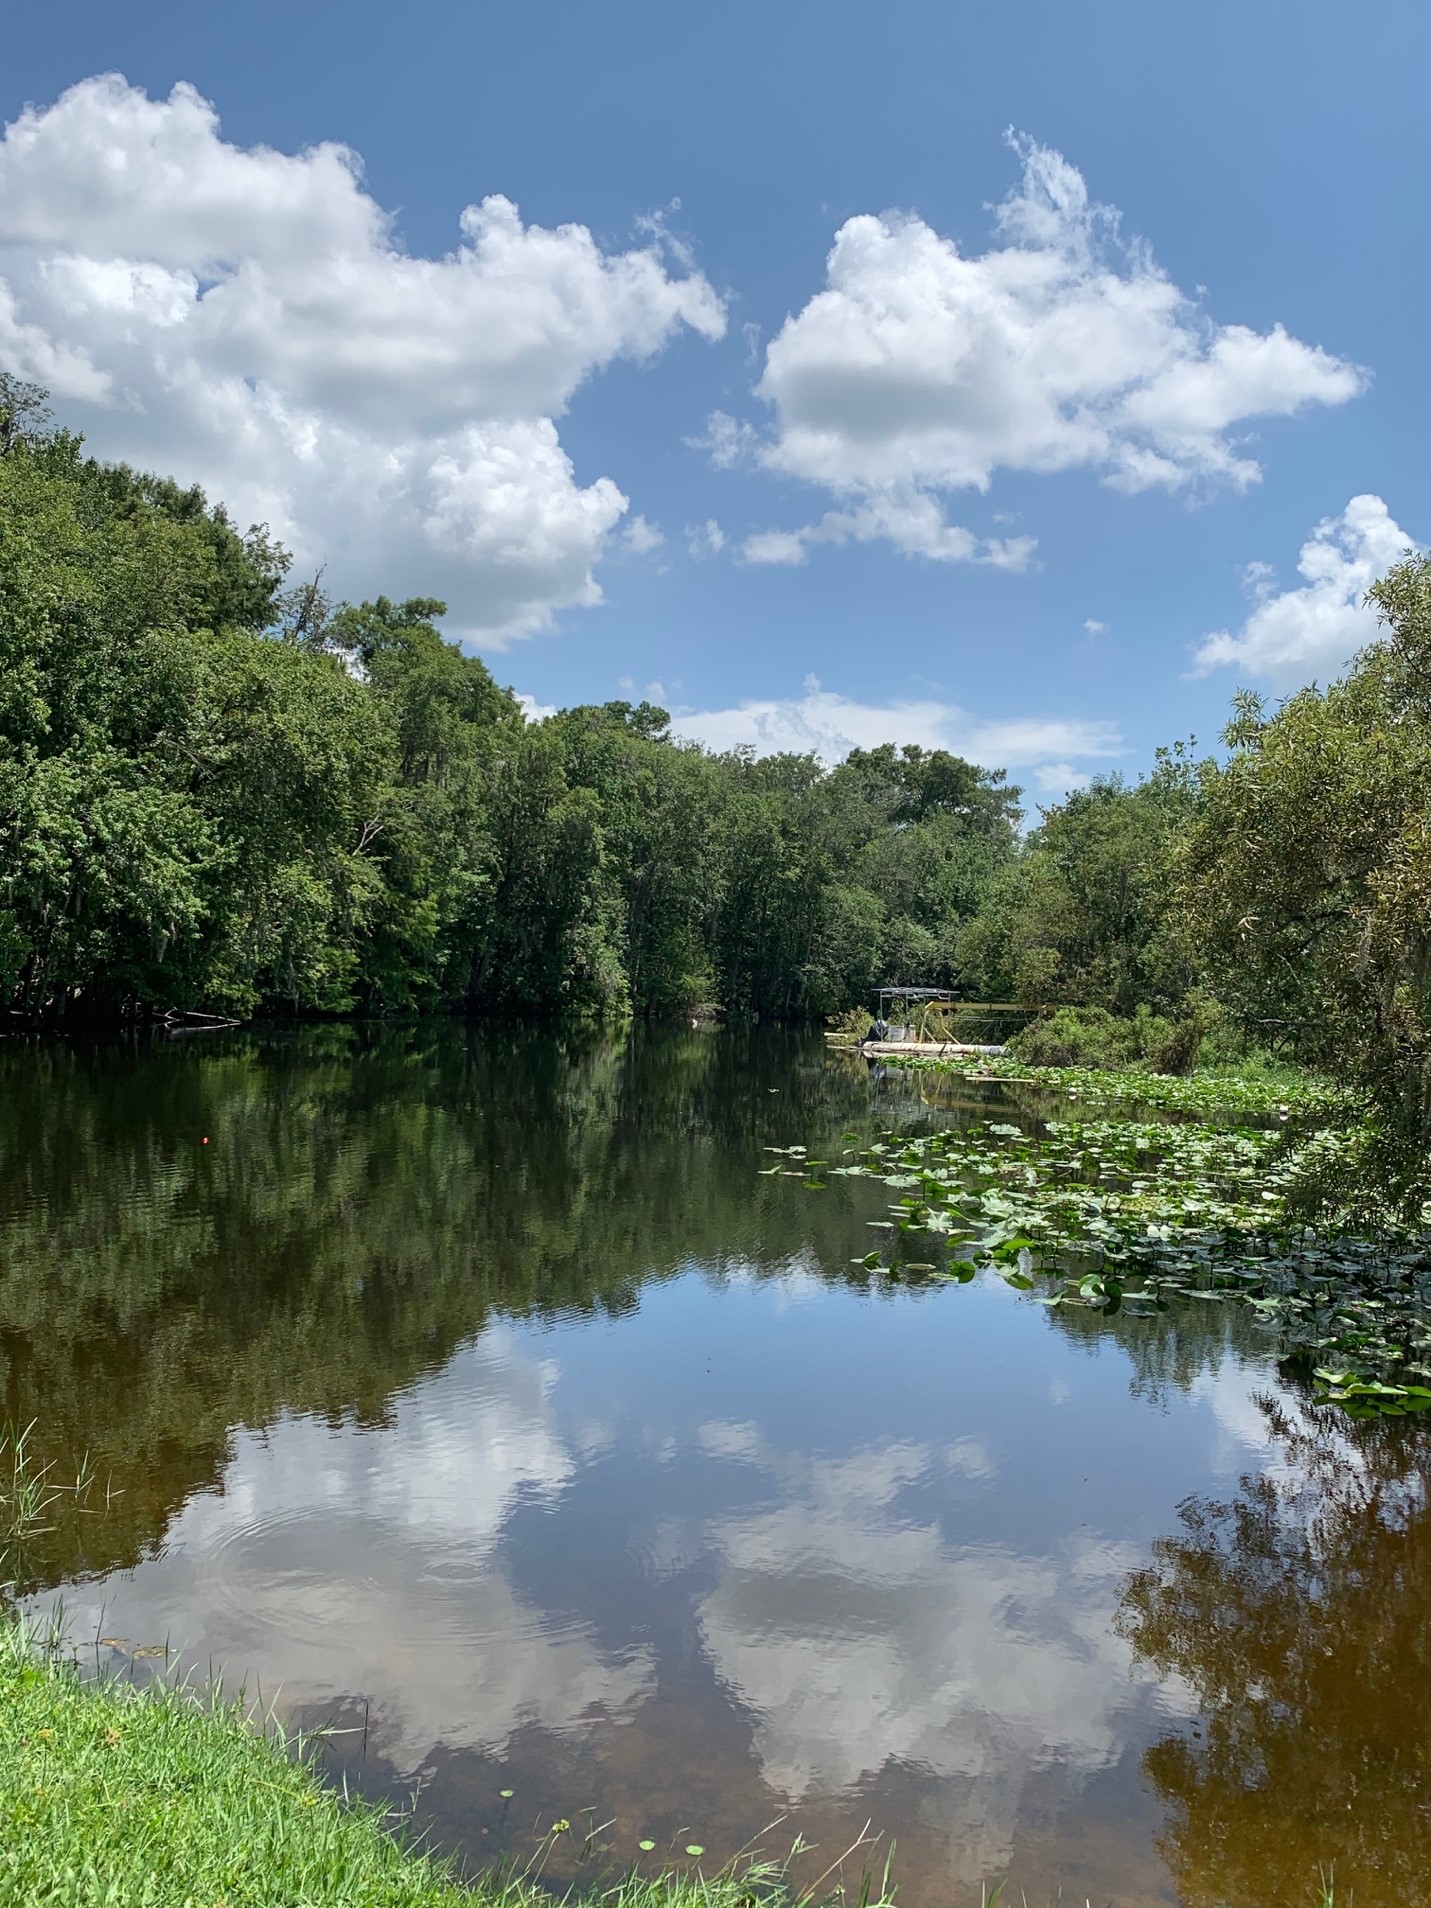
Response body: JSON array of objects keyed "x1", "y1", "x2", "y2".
[{"x1": 2, "y1": 0, "x2": 1425, "y2": 798}]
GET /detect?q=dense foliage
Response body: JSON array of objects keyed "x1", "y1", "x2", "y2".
[
  {"x1": 0, "y1": 384, "x2": 1020, "y2": 1025},
  {"x1": 954, "y1": 745, "x2": 1202, "y2": 1017},
  {"x1": 1180, "y1": 554, "x2": 1431, "y2": 1205},
  {"x1": 9, "y1": 375, "x2": 1431, "y2": 1212}
]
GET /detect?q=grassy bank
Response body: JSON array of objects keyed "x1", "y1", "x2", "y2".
[{"x1": 0, "y1": 1624, "x2": 887, "y2": 1908}]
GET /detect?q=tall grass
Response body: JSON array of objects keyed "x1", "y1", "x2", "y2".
[{"x1": 0, "y1": 1420, "x2": 96, "y2": 1599}]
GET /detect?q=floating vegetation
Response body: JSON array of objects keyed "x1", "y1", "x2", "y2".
[
  {"x1": 896, "y1": 1057, "x2": 1360, "y2": 1122},
  {"x1": 775, "y1": 1111, "x2": 1431, "y2": 1416}
]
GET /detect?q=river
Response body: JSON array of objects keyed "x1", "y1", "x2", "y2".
[{"x1": 4, "y1": 1024, "x2": 1428, "y2": 1906}]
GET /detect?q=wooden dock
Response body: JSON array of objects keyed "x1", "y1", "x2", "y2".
[{"x1": 827, "y1": 1038, "x2": 1006, "y2": 1059}]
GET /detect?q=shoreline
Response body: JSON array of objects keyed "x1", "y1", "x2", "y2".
[{"x1": 0, "y1": 1623, "x2": 890, "y2": 1908}]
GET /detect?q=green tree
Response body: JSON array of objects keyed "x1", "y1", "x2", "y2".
[
  {"x1": 958, "y1": 747, "x2": 1203, "y2": 1013},
  {"x1": 0, "y1": 384, "x2": 1029, "y2": 1029},
  {"x1": 1178, "y1": 554, "x2": 1431, "y2": 1205},
  {"x1": 554, "y1": 702, "x2": 724, "y2": 1014}
]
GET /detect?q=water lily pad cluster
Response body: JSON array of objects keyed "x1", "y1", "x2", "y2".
[
  {"x1": 897, "y1": 1058, "x2": 1359, "y2": 1122},
  {"x1": 773, "y1": 1112, "x2": 1431, "y2": 1417}
]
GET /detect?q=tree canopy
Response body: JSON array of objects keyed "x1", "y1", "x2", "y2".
[{"x1": 0, "y1": 384, "x2": 1022, "y2": 1026}]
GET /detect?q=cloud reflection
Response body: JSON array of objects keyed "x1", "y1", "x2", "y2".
[
  {"x1": 693, "y1": 1433, "x2": 1187, "y2": 1880},
  {"x1": 56, "y1": 1332, "x2": 652, "y2": 1774}
]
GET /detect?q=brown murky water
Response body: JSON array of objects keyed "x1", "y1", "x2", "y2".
[{"x1": 5, "y1": 1024, "x2": 1429, "y2": 1906}]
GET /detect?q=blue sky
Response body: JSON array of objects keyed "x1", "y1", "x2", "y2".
[{"x1": 4, "y1": 0, "x2": 1427, "y2": 799}]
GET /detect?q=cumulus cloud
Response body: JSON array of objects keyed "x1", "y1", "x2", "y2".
[
  {"x1": 0, "y1": 75, "x2": 724, "y2": 641},
  {"x1": 738, "y1": 495, "x2": 1035, "y2": 569},
  {"x1": 621, "y1": 514, "x2": 665, "y2": 555},
  {"x1": 739, "y1": 528, "x2": 810, "y2": 567},
  {"x1": 666, "y1": 675, "x2": 1121, "y2": 779},
  {"x1": 691, "y1": 410, "x2": 757, "y2": 470},
  {"x1": 1031, "y1": 761, "x2": 1089, "y2": 798},
  {"x1": 1191, "y1": 494, "x2": 1417, "y2": 686},
  {"x1": 718, "y1": 132, "x2": 1363, "y2": 566}
]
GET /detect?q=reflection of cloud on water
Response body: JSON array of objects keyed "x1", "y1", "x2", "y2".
[
  {"x1": 944, "y1": 1437, "x2": 996, "y2": 1482},
  {"x1": 1186, "y1": 1363, "x2": 1330, "y2": 1485},
  {"x1": 697, "y1": 1418, "x2": 764, "y2": 1463},
  {"x1": 52, "y1": 1331, "x2": 651, "y2": 1774},
  {"x1": 693, "y1": 1436, "x2": 1186, "y2": 1882}
]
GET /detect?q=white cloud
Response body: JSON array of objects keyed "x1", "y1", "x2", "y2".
[
  {"x1": 720, "y1": 132, "x2": 1363, "y2": 566},
  {"x1": 1083, "y1": 618, "x2": 1107, "y2": 636},
  {"x1": 686, "y1": 517, "x2": 726, "y2": 559},
  {"x1": 689, "y1": 409, "x2": 757, "y2": 469},
  {"x1": 740, "y1": 528, "x2": 810, "y2": 567},
  {"x1": 1192, "y1": 494, "x2": 1417, "y2": 685},
  {"x1": 668, "y1": 677, "x2": 1121, "y2": 777},
  {"x1": 1030, "y1": 761, "x2": 1090, "y2": 798},
  {"x1": 621, "y1": 513, "x2": 665, "y2": 555},
  {"x1": 739, "y1": 496, "x2": 1035, "y2": 569},
  {"x1": 0, "y1": 75, "x2": 724, "y2": 642},
  {"x1": 516, "y1": 691, "x2": 558, "y2": 723}
]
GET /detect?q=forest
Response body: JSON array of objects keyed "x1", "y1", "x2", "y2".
[{"x1": 5, "y1": 374, "x2": 1431, "y2": 1195}]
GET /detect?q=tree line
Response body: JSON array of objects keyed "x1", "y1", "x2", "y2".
[
  {"x1": 5, "y1": 376, "x2": 1431, "y2": 1195},
  {"x1": 0, "y1": 379, "x2": 1020, "y2": 1027}
]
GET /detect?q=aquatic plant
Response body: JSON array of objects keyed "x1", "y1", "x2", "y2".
[
  {"x1": 779, "y1": 1113, "x2": 1431, "y2": 1414},
  {"x1": 896, "y1": 1055, "x2": 1358, "y2": 1121},
  {"x1": 0, "y1": 1422, "x2": 96, "y2": 1602}
]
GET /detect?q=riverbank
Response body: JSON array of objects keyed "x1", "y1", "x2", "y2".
[{"x1": 0, "y1": 1624, "x2": 886, "y2": 1908}]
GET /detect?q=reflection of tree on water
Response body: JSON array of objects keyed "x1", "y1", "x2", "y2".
[
  {"x1": 1046, "y1": 1293, "x2": 1273, "y2": 1406},
  {"x1": 0, "y1": 1024, "x2": 908, "y2": 1586},
  {"x1": 1117, "y1": 1396, "x2": 1431, "y2": 1907},
  {"x1": 824, "y1": 1046, "x2": 1023, "y2": 1126}
]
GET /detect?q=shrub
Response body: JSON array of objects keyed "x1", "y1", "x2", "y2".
[{"x1": 1008, "y1": 1004, "x2": 1212, "y2": 1074}]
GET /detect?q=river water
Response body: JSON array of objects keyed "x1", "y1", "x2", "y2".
[{"x1": 4, "y1": 1025, "x2": 1428, "y2": 1906}]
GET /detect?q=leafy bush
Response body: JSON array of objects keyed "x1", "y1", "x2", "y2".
[
  {"x1": 1008, "y1": 1004, "x2": 1217, "y2": 1075},
  {"x1": 1009, "y1": 1007, "x2": 1148, "y2": 1069}
]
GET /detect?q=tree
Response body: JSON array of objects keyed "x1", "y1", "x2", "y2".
[
  {"x1": 957, "y1": 748, "x2": 1203, "y2": 1013},
  {"x1": 1178, "y1": 554, "x2": 1431, "y2": 1206},
  {"x1": 0, "y1": 373, "x2": 52, "y2": 456},
  {"x1": 0, "y1": 389, "x2": 1029, "y2": 1028}
]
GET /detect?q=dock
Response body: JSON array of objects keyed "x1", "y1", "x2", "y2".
[{"x1": 827, "y1": 1037, "x2": 1007, "y2": 1059}]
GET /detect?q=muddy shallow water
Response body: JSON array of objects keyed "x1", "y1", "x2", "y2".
[{"x1": 6, "y1": 1025, "x2": 1428, "y2": 1906}]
